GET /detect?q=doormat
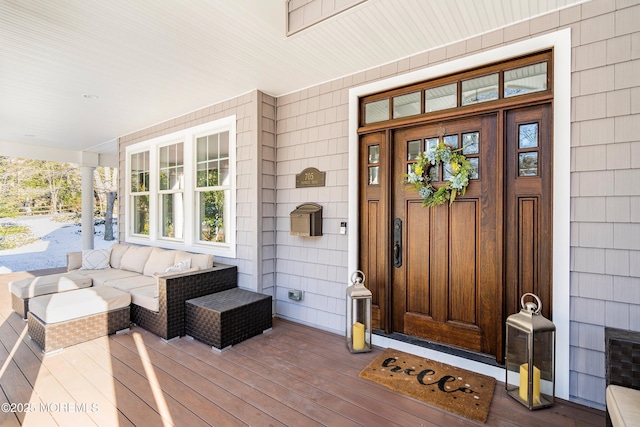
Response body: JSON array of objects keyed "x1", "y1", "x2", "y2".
[{"x1": 359, "y1": 348, "x2": 496, "y2": 423}]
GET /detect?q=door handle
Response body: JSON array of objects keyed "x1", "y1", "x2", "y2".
[{"x1": 393, "y1": 218, "x2": 402, "y2": 268}]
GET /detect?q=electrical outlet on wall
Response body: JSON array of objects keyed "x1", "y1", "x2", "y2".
[{"x1": 288, "y1": 289, "x2": 303, "y2": 301}]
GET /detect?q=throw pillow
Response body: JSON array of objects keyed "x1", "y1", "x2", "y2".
[
  {"x1": 164, "y1": 259, "x2": 191, "y2": 273},
  {"x1": 80, "y1": 249, "x2": 111, "y2": 270}
]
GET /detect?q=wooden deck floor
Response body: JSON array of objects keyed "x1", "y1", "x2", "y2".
[{"x1": 0, "y1": 269, "x2": 605, "y2": 426}]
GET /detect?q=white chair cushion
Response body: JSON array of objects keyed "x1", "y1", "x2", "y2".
[
  {"x1": 105, "y1": 275, "x2": 156, "y2": 292},
  {"x1": 29, "y1": 286, "x2": 131, "y2": 324},
  {"x1": 75, "y1": 268, "x2": 140, "y2": 286},
  {"x1": 143, "y1": 247, "x2": 177, "y2": 277},
  {"x1": 607, "y1": 385, "x2": 640, "y2": 427},
  {"x1": 129, "y1": 285, "x2": 159, "y2": 312},
  {"x1": 67, "y1": 252, "x2": 82, "y2": 270},
  {"x1": 119, "y1": 245, "x2": 154, "y2": 273},
  {"x1": 9, "y1": 272, "x2": 92, "y2": 299},
  {"x1": 109, "y1": 243, "x2": 131, "y2": 269},
  {"x1": 175, "y1": 250, "x2": 213, "y2": 269},
  {"x1": 80, "y1": 249, "x2": 111, "y2": 270}
]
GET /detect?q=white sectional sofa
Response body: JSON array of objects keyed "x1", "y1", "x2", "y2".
[
  {"x1": 11, "y1": 243, "x2": 239, "y2": 350},
  {"x1": 67, "y1": 243, "x2": 215, "y2": 313},
  {"x1": 66, "y1": 243, "x2": 238, "y2": 340}
]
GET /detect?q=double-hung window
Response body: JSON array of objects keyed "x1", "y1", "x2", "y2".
[
  {"x1": 130, "y1": 151, "x2": 150, "y2": 236},
  {"x1": 159, "y1": 142, "x2": 184, "y2": 239},
  {"x1": 196, "y1": 131, "x2": 230, "y2": 244},
  {"x1": 125, "y1": 116, "x2": 236, "y2": 257}
]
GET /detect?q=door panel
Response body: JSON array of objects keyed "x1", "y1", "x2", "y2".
[
  {"x1": 406, "y1": 201, "x2": 430, "y2": 315},
  {"x1": 449, "y1": 199, "x2": 477, "y2": 324},
  {"x1": 359, "y1": 131, "x2": 389, "y2": 331},
  {"x1": 505, "y1": 105, "x2": 553, "y2": 320},
  {"x1": 393, "y1": 115, "x2": 500, "y2": 357}
]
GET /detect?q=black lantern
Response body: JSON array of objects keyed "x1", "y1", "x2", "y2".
[
  {"x1": 346, "y1": 270, "x2": 372, "y2": 353},
  {"x1": 505, "y1": 293, "x2": 556, "y2": 409}
]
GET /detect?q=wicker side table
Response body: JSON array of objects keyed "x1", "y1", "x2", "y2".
[{"x1": 185, "y1": 288, "x2": 272, "y2": 350}]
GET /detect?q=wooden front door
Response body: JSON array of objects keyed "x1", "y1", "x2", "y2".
[
  {"x1": 358, "y1": 104, "x2": 553, "y2": 362},
  {"x1": 392, "y1": 115, "x2": 501, "y2": 357}
]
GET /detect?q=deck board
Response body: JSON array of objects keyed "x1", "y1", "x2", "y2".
[{"x1": 0, "y1": 269, "x2": 606, "y2": 426}]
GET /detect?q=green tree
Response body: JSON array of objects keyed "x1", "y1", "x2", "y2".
[{"x1": 22, "y1": 159, "x2": 81, "y2": 213}]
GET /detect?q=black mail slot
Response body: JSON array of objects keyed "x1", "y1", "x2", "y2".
[{"x1": 290, "y1": 203, "x2": 322, "y2": 236}]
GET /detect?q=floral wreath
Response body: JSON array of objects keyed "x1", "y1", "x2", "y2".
[{"x1": 405, "y1": 136, "x2": 474, "y2": 206}]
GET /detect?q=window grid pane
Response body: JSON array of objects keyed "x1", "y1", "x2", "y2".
[
  {"x1": 197, "y1": 132, "x2": 230, "y2": 189},
  {"x1": 131, "y1": 151, "x2": 150, "y2": 193},
  {"x1": 425, "y1": 83, "x2": 457, "y2": 112},
  {"x1": 505, "y1": 62, "x2": 547, "y2": 98},
  {"x1": 133, "y1": 195, "x2": 149, "y2": 235},
  {"x1": 199, "y1": 190, "x2": 227, "y2": 243},
  {"x1": 461, "y1": 74, "x2": 499, "y2": 105},
  {"x1": 424, "y1": 138, "x2": 439, "y2": 181},
  {"x1": 518, "y1": 123, "x2": 539, "y2": 177},
  {"x1": 159, "y1": 142, "x2": 184, "y2": 191},
  {"x1": 393, "y1": 92, "x2": 421, "y2": 119},
  {"x1": 364, "y1": 99, "x2": 389, "y2": 124}
]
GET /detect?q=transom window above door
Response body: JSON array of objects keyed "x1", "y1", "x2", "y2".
[{"x1": 361, "y1": 50, "x2": 551, "y2": 126}]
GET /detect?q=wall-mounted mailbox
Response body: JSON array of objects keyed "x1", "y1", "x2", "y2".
[{"x1": 290, "y1": 203, "x2": 323, "y2": 236}]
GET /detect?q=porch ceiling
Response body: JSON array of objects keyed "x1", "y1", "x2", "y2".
[{"x1": 0, "y1": 0, "x2": 584, "y2": 159}]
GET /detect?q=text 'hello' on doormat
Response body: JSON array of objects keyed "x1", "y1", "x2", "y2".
[{"x1": 359, "y1": 348, "x2": 496, "y2": 423}]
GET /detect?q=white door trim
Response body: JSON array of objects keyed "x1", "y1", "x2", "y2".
[{"x1": 348, "y1": 28, "x2": 571, "y2": 399}]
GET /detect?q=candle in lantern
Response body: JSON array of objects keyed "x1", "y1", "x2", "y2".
[
  {"x1": 352, "y1": 322, "x2": 365, "y2": 351},
  {"x1": 519, "y1": 363, "x2": 541, "y2": 404}
]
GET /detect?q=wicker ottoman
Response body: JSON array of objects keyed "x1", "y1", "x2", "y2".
[
  {"x1": 185, "y1": 288, "x2": 272, "y2": 350},
  {"x1": 27, "y1": 286, "x2": 131, "y2": 354}
]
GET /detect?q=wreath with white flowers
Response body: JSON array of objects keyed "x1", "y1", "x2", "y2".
[{"x1": 405, "y1": 137, "x2": 474, "y2": 206}]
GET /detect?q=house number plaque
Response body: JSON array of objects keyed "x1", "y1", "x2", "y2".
[{"x1": 296, "y1": 167, "x2": 326, "y2": 188}]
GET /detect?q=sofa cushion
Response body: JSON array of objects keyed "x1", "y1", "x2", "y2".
[
  {"x1": 129, "y1": 285, "x2": 159, "y2": 312},
  {"x1": 29, "y1": 286, "x2": 131, "y2": 324},
  {"x1": 120, "y1": 245, "x2": 154, "y2": 273},
  {"x1": 143, "y1": 247, "x2": 177, "y2": 277},
  {"x1": 76, "y1": 268, "x2": 140, "y2": 286},
  {"x1": 9, "y1": 272, "x2": 93, "y2": 299},
  {"x1": 607, "y1": 385, "x2": 640, "y2": 427},
  {"x1": 109, "y1": 243, "x2": 131, "y2": 269},
  {"x1": 105, "y1": 275, "x2": 156, "y2": 292},
  {"x1": 67, "y1": 252, "x2": 82, "y2": 271},
  {"x1": 175, "y1": 250, "x2": 213, "y2": 269},
  {"x1": 80, "y1": 249, "x2": 111, "y2": 270}
]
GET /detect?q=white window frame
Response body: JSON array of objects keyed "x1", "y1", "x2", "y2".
[
  {"x1": 194, "y1": 130, "x2": 231, "y2": 247},
  {"x1": 158, "y1": 141, "x2": 185, "y2": 242},
  {"x1": 125, "y1": 115, "x2": 236, "y2": 258},
  {"x1": 128, "y1": 149, "x2": 150, "y2": 238}
]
